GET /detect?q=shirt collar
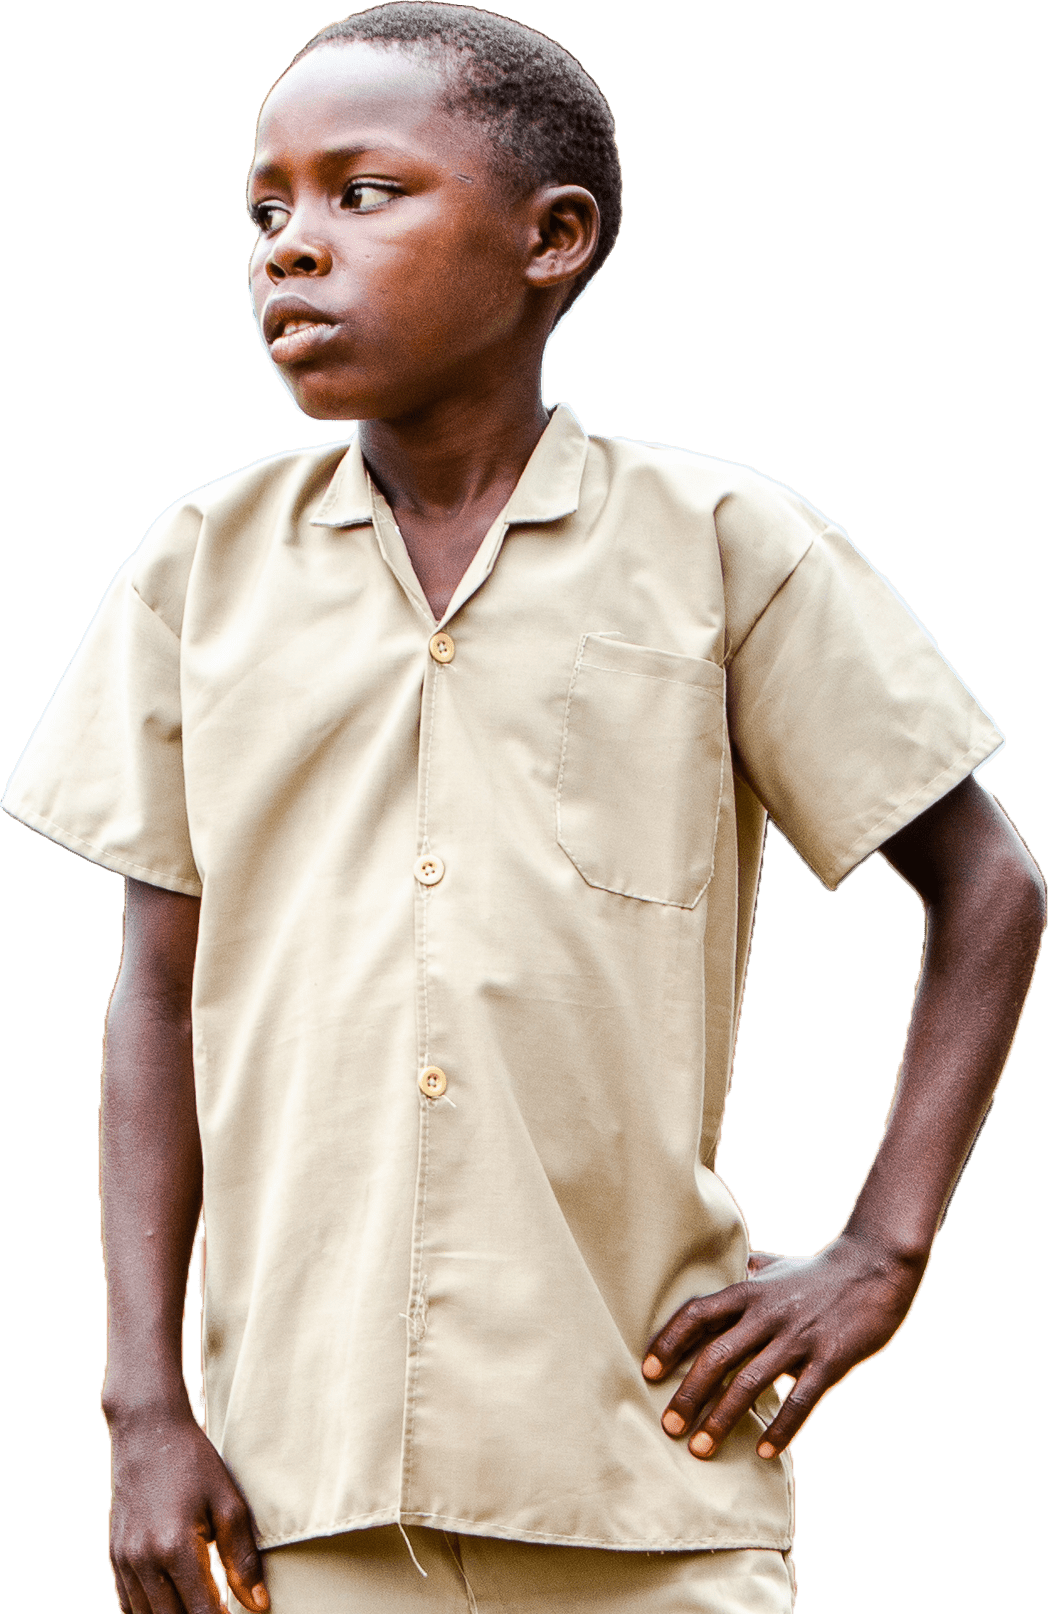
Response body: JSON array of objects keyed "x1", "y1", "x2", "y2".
[{"x1": 310, "y1": 403, "x2": 588, "y2": 530}]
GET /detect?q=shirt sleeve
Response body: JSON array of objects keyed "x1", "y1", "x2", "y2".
[
  {"x1": 3, "y1": 551, "x2": 202, "y2": 897},
  {"x1": 725, "y1": 523, "x2": 1003, "y2": 889}
]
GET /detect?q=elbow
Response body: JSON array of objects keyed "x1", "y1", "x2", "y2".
[
  {"x1": 1015, "y1": 855, "x2": 1047, "y2": 943},
  {"x1": 982, "y1": 832, "x2": 1046, "y2": 964},
  {"x1": 998, "y1": 826, "x2": 1045, "y2": 923},
  {"x1": 925, "y1": 809, "x2": 1047, "y2": 964}
]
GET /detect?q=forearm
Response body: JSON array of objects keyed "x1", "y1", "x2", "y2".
[
  {"x1": 99, "y1": 883, "x2": 267, "y2": 1614},
  {"x1": 101, "y1": 880, "x2": 203, "y2": 1426},
  {"x1": 857, "y1": 785, "x2": 1046, "y2": 1266}
]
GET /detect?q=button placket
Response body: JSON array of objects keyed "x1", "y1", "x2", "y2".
[{"x1": 402, "y1": 628, "x2": 448, "y2": 1487}]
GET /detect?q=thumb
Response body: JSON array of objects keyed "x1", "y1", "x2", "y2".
[{"x1": 212, "y1": 1498, "x2": 269, "y2": 1612}]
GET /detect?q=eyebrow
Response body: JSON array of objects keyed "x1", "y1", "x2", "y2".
[{"x1": 248, "y1": 142, "x2": 415, "y2": 189}]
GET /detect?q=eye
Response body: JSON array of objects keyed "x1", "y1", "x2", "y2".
[
  {"x1": 342, "y1": 181, "x2": 399, "y2": 213},
  {"x1": 250, "y1": 200, "x2": 291, "y2": 234}
]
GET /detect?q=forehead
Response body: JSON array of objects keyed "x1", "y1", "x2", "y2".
[{"x1": 252, "y1": 41, "x2": 490, "y2": 177}]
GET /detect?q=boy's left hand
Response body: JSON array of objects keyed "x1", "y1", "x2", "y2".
[{"x1": 642, "y1": 1232, "x2": 923, "y2": 1460}]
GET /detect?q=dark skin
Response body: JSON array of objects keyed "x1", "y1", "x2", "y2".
[
  {"x1": 99, "y1": 39, "x2": 1045, "y2": 1614},
  {"x1": 644, "y1": 781, "x2": 1044, "y2": 1457},
  {"x1": 247, "y1": 43, "x2": 599, "y2": 618}
]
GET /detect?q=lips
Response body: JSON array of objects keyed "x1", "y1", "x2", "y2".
[{"x1": 262, "y1": 296, "x2": 339, "y2": 363}]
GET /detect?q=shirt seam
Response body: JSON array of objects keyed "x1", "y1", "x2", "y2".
[
  {"x1": 403, "y1": 1513, "x2": 794, "y2": 1550},
  {"x1": 721, "y1": 523, "x2": 825, "y2": 668},
  {"x1": 574, "y1": 662, "x2": 725, "y2": 685},
  {"x1": 0, "y1": 801, "x2": 201, "y2": 896},
  {"x1": 255, "y1": 1512, "x2": 793, "y2": 1552},
  {"x1": 820, "y1": 732, "x2": 1002, "y2": 887},
  {"x1": 398, "y1": 1102, "x2": 431, "y2": 1516},
  {"x1": 400, "y1": 655, "x2": 441, "y2": 1515},
  {"x1": 418, "y1": 663, "x2": 440, "y2": 1063},
  {"x1": 130, "y1": 580, "x2": 184, "y2": 642}
]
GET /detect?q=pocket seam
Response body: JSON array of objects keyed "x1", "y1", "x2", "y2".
[
  {"x1": 574, "y1": 663, "x2": 709, "y2": 685},
  {"x1": 555, "y1": 634, "x2": 728, "y2": 908},
  {"x1": 575, "y1": 636, "x2": 725, "y2": 689}
]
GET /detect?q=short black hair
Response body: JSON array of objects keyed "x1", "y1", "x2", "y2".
[{"x1": 293, "y1": 3, "x2": 622, "y2": 311}]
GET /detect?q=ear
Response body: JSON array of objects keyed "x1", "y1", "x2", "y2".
[{"x1": 523, "y1": 185, "x2": 601, "y2": 297}]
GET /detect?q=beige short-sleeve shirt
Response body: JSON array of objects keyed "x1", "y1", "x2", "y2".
[{"x1": 3, "y1": 407, "x2": 1001, "y2": 1552}]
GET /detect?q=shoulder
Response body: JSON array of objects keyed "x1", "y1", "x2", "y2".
[
  {"x1": 128, "y1": 441, "x2": 353, "y2": 634},
  {"x1": 589, "y1": 431, "x2": 827, "y2": 542},
  {"x1": 585, "y1": 431, "x2": 833, "y2": 649}
]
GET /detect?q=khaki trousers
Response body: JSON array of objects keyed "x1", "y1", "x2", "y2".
[{"x1": 239, "y1": 1526, "x2": 795, "y2": 1613}]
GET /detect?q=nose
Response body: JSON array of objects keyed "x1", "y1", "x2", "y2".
[{"x1": 265, "y1": 217, "x2": 333, "y2": 282}]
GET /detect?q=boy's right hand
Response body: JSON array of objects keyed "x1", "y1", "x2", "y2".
[{"x1": 108, "y1": 1407, "x2": 268, "y2": 1614}]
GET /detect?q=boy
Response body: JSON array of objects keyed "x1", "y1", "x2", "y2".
[{"x1": 3, "y1": 5, "x2": 1043, "y2": 1611}]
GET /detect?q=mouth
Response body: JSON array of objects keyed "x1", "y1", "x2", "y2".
[{"x1": 263, "y1": 298, "x2": 339, "y2": 364}]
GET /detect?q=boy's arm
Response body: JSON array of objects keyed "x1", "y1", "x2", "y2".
[
  {"x1": 101, "y1": 878, "x2": 268, "y2": 1614},
  {"x1": 643, "y1": 775, "x2": 1045, "y2": 1459}
]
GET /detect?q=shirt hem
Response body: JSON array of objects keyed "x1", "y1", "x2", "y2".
[
  {"x1": 816, "y1": 726, "x2": 1003, "y2": 890},
  {"x1": 0, "y1": 798, "x2": 203, "y2": 897},
  {"x1": 256, "y1": 1510, "x2": 794, "y2": 1554}
]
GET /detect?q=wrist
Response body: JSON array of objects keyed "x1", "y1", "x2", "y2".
[
  {"x1": 102, "y1": 1382, "x2": 195, "y2": 1433},
  {"x1": 836, "y1": 1222, "x2": 931, "y2": 1281}
]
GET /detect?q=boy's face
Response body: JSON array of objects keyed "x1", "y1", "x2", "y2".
[{"x1": 249, "y1": 43, "x2": 538, "y2": 421}]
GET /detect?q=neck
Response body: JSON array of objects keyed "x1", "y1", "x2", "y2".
[{"x1": 358, "y1": 368, "x2": 550, "y2": 521}]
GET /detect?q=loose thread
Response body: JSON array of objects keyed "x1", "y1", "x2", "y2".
[{"x1": 398, "y1": 1521, "x2": 428, "y2": 1578}]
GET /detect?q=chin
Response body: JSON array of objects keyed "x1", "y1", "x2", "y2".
[
  {"x1": 297, "y1": 401, "x2": 361, "y2": 421},
  {"x1": 286, "y1": 384, "x2": 363, "y2": 421},
  {"x1": 282, "y1": 367, "x2": 388, "y2": 422}
]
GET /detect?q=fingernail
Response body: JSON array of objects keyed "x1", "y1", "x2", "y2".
[
  {"x1": 757, "y1": 1441, "x2": 778, "y2": 1460},
  {"x1": 252, "y1": 1587, "x2": 270, "y2": 1611},
  {"x1": 642, "y1": 1355, "x2": 662, "y2": 1379},
  {"x1": 689, "y1": 1430, "x2": 715, "y2": 1457},
  {"x1": 661, "y1": 1409, "x2": 686, "y2": 1436}
]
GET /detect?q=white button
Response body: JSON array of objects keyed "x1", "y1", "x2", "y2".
[
  {"x1": 429, "y1": 632, "x2": 455, "y2": 664},
  {"x1": 414, "y1": 854, "x2": 445, "y2": 886},
  {"x1": 419, "y1": 1065, "x2": 448, "y2": 1098}
]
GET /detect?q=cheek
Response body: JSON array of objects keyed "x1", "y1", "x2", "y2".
[
  {"x1": 407, "y1": 221, "x2": 521, "y2": 327},
  {"x1": 248, "y1": 250, "x2": 269, "y2": 315}
]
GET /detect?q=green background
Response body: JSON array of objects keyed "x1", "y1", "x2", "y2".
[{"x1": 2, "y1": 0, "x2": 1039, "y2": 1607}]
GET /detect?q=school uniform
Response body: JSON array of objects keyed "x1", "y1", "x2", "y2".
[{"x1": 3, "y1": 406, "x2": 1000, "y2": 1611}]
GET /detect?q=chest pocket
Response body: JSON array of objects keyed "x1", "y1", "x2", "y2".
[{"x1": 556, "y1": 634, "x2": 728, "y2": 908}]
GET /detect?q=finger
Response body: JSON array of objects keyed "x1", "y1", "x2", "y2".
[
  {"x1": 166, "y1": 1538, "x2": 228, "y2": 1614},
  {"x1": 111, "y1": 1559, "x2": 135, "y2": 1614},
  {"x1": 754, "y1": 1362, "x2": 835, "y2": 1458},
  {"x1": 118, "y1": 1562, "x2": 169, "y2": 1614},
  {"x1": 643, "y1": 1285, "x2": 750, "y2": 1379},
  {"x1": 683, "y1": 1346, "x2": 796, "y2": 1458},
  {"x1": 134, "y1": 1562, "x2": 192, "y2": 1614},
  {"x1": 213, "y1": 1500, "x2": 268, "y2": 1612},
  {"x1": 659, "y1": 1323, "x2": 773, "y2": 1436}
]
